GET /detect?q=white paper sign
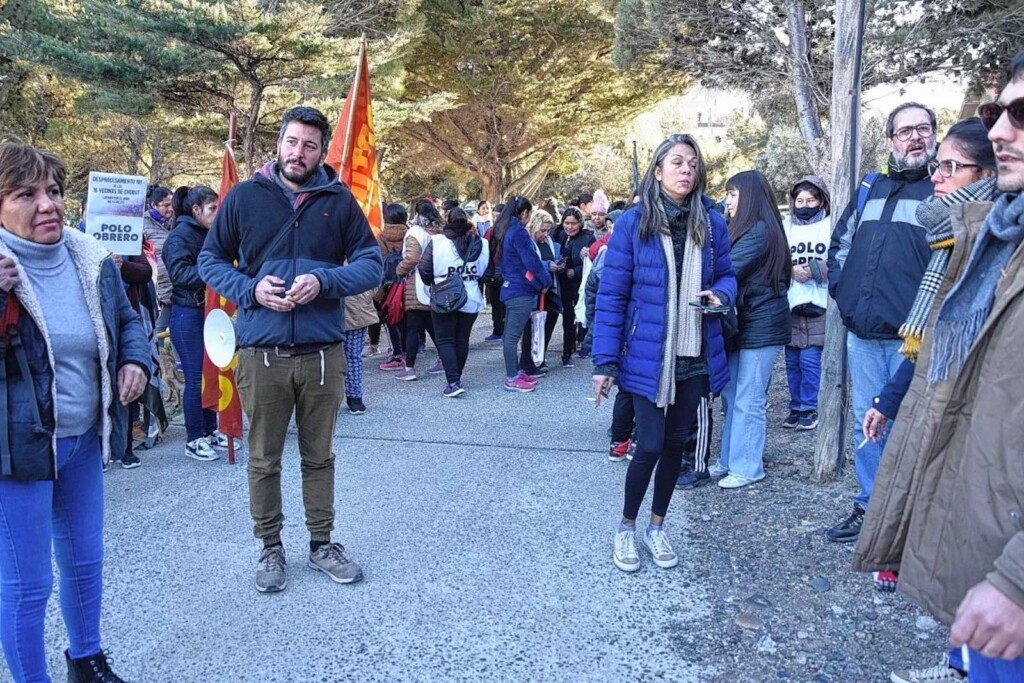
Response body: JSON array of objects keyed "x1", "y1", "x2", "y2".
[{"x1": 85, "y1": 172, "x2": 148, "y2": 255}]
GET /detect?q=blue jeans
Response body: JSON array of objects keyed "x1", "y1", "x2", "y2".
[
  {"x1": 170, "y1": 305, "x2": 217, "y2": 442},
  {"x1": 0, "y1": 424, "x2": 104, "y2": 682},
  {"x1": 967, "y1": 649, "x2": 1024, "y2": 682},
  {"x1": 719, "y1": 345, "x2": 782, "y2": 480},
  {"x1": 785, "y1": 345, "x2": 822, "y2": 412},
  {"x1": 847, "y1": 334, "x2": 905, "y2": 509},
  {"x1": 502, "y1": 295, "x2": 536, "y2": 378}
]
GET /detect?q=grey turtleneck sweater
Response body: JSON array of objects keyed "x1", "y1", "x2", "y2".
[{"x1": 0, "y1": 229, "x2": 101, "y2": 437}]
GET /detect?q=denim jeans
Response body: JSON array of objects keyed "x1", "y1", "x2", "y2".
[
  {"x1": 967, "y1": 649, "x2": 1024, "y2": 682},
  {"x1": 343, "y1": 327, "x2": 366, "y2": 399},
  {"x1": 847, "y1": 334, "x2": 905, "y2": 509},
  {"x1": 170, "y1": 305, "x2": 217, "y2": 442},
  {"x1": 502, "y1": 295, "x2": 536, "y2": 378},
  {"x1": 785, "y1": 345, "x2": 822, "y2": 412},
  {"x1": 719, "y1": 345, "x2": 782, "y2": 480},
  {"x1": 0, "y1": 424, "x2": 104, "y2": 682}
]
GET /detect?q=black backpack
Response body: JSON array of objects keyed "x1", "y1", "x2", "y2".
[{"x1": 382, "y1": 248, "x2": 403, "y2": 287}]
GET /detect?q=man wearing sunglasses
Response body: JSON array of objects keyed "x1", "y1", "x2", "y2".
[
  {"x1": 825, "y1": 102, "x2": 937, "y2": 544},
  {"x1": 854, "y1": 51, "x2": 1024, "y2": 682}
]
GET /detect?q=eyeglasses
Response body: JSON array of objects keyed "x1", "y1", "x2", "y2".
[
  {"x1": 891, "y1": 124, "x2": 934, "y2": 141},
  {"x1": 979, "y1": 97, "x2": 1024, "y2": 131},
  {"x1": 928, "y1": 159, "x2": 981, "y2": 178}
]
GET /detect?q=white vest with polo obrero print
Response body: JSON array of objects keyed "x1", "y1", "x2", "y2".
[{"x1": 430, "y1": 234, "x2": 490, "y2": 314}]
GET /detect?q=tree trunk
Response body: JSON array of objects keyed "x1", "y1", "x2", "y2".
[
  {"x1": 813, "y1": 0, "x2": 865, "y2": 483},
  {"x1": 242, "y1": 84, "x2": 265, "y2": 177},
  {"x1": 786, "y1": 0, "x2": 826, "y2": 175}
]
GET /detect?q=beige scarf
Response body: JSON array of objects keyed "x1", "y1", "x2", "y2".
[{"x1": 655, "y1": 228, "x2": 704, "y2": 408}]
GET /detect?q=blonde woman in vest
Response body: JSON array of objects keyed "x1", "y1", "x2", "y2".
[
  {"x1": 418, "y1": 208, "x2": 490, "y2": 397},
  {"x1": 394, "y1": 199, "x2": 443, "y2": 381}
]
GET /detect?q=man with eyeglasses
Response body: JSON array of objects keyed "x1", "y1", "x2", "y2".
[
  {"x1": 825, "y1": 102, "x2": 936, "y2": 544},
  {"x1": 854, "y1": 51, "x2": 1024, "y2": 682}
]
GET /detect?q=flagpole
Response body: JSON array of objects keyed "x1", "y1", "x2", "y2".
[
  {"x1": 339, "y1": 35, "x2": 366, "y2": 168},
  {"x1": 226, "y1": 112, "x2": 237, "y2": 466}
]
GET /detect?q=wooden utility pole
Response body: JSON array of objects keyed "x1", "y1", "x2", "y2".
[{"x1": 813, "y1": 0, "x2": 866, "y2": 482}]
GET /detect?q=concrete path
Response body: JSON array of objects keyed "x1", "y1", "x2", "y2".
[{"x1": 25, "y1": 319, "x2": 947, "y2": 682}]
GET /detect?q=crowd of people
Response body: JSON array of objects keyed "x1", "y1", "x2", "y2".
[{"x1": 0, "y1": 50, "x2": 1021, "y2": 683}]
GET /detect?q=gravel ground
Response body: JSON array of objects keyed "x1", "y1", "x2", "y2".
[{"x1": 16, "y1": 316, "x2": 950, "y2": 683}]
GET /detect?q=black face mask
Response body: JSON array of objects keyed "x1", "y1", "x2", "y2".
[{"x1": 793, "y1": 206, "x2": 820, "y2": 222}]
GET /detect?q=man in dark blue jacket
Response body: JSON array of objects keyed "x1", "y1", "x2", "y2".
[
  {"x1": 199, "y1": 106, "x2": 382, "y2": 593},
  {"x1": 824, "y1": 102, "x2": 936, "y2": 543}
]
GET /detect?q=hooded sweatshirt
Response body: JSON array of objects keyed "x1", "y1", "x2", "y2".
[{"x1": 785, "y1": 175, "x2": 832, "y2": 316}]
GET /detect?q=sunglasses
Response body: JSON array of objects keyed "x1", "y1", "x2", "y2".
[{"x1": 979, "y1": 97, "x2": 1024, "y2": 131}]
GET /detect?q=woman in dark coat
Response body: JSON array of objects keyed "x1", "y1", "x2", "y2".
[{"x1": 712, "y1": 170, "x2": 791, "y2": 489}]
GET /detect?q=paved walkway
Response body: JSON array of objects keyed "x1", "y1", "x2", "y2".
[{"x1": 30, "y1": 320, "x2": 946, "y2": 682}]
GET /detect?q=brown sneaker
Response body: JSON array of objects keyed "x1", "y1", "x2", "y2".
[
  {"x1": 255, "y1": 545, "x2": 287, "y2": 593},
  {"x1": 308, "y1": 543, "x2": 364, "y2": 584}
]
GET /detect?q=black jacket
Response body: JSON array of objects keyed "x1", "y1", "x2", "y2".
[
  {"x1": 162, "y1": 215, "x2": 207, "y2": 308},
  {"x1": 827, "y1": 166, "x2": 934, "y2": 339},
  {"x1": 559, "y1": 230, "x2": 596, "y2": 287},
  {"x1": 729, "y1": 219, "x2": 791, "y2": 350},
  {"x1": 198, "y1": 162, "x2": 383, "y2": 347}
]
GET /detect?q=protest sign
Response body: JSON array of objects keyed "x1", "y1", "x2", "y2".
[{"x1": 85, "y1": 172, "x2": 148, "y2": 255}]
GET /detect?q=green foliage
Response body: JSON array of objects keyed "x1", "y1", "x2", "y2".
[{"x1": 394, "y1": 0, "x2": 687, "y2": 201}]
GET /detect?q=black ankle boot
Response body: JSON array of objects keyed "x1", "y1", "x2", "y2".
[{"x1": 66, "y1": 649, "x2": 128, "y2": 683}]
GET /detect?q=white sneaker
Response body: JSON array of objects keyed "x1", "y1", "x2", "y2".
[
  {"x1": 708, "y1": 461, "x2": 728, "y2": 478},
  {"x1": 613, "y1": 529, "x2": 640, "y2": 572},
  {"x1": 642, "y1": 527, "x2": 679, "y2": 568},
  {"x1": 205, "y1": 432, "x2": 239, "y2": 450},
  {"x1": 718, "y1": 473, "x2": 765, "y2": 489},
  {"x1": 890, "y1": 655, "x2": 966, "y2": 683},
  {"x1": 185, "y1": 438, "x2": 219, "y2": 462}
]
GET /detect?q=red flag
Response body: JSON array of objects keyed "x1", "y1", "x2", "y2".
[
  {"x1": 325, "y1": 37, "x2": 383, "y2": 237},
  {"x1": 201, "y1": 144, "x2": 244, "y2": 447}
]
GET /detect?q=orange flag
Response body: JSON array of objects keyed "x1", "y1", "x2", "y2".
[
  {"x1": 325, "y1": 37, "x2": 383, "y2": 237},
  {"x1": 201, "y1": 144, "x2": 244, "y2": 448}
]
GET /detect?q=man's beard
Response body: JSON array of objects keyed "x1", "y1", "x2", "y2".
[
  {"x1": 278, "y1": 155, "x2": 318, "y2": 186},
  {"x1": 996, "y1": 144, "x2": 1024, "y2": 193},
  {"x1": 892, "y1": 141, "x2": 938, "y2": 170}
]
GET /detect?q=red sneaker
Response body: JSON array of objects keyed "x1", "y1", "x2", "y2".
[
  {"x1": 874, "y1": 570, "x2": 898, "y2": 592},
  {"x1": 609, "y1": 440, "x2": 631, "y2": 462},
  {"x1": 378, "y1": 357, "x2": 405, "y2": 371}
]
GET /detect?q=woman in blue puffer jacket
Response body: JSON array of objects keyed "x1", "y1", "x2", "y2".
[{"x1": 592, "y1": 134, "x2": 736, "y2": 574}]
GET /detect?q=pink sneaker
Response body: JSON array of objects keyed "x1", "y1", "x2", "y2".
[
  {"x1": 395, "y1": 367, "x2": 418, "y2": 381},
  {"x1": 378, "y1": 357, "x2": 405, "y2": 371},
  {"x1": 504, "y1": 376, "x2": 536, "y2": 392},
  {"x1": 517, "y1": 370, "x2": 541, "y2": 384}
]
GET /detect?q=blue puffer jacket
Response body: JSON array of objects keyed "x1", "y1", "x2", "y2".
[
  {"x1": 0, "y1": 229, "x2": 151, "y2": 479},
  {"x1": 499, "y1": 217, "x2": 553, "y2": 302},
  {"x1": 199, "y1": 163, "x2": 383, "y2": 347},
  {"x1": 593, "y1": 199, "x2": 737, "y2": 400}
]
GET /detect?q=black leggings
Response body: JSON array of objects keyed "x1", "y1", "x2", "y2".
[
  {"x1": 623, "y1": 374, "x2": 709, "y2": 520},
  {"x1": 560, "y1": 280, "x2": 581, "y2": 358},
  {"x1": 432, "y1": 311, "x2": 477, "y2": 384},
  {"x1": 404, "y1": 310, "x2": 436, "y2": 368},
  {"x1": 487, "y1": 284, "x2": 505, "y2": 336},
  {"x1": 611, "y1": 389, "x2": 635, "y2": 444}
]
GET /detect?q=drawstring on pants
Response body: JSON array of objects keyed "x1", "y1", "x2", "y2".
[
  {"x1": 319, "y1": 348, "x2": 325, "y2": 386},
  {"x1": 263, "y1": 352, "x2": 270, "y2": 368}
]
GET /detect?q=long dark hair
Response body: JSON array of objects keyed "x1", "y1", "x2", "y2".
[
  {"x1": 559, "y1": 206, "x2": 584, "y2": 239},
  {"x1": 183, "y1": 185, "x2": 218, "y2": 219},
  {"x1": 491, "y1": 195, "x2": 533, "y2": 261},
  {"x1": 725, "y1": 170, "x2": 790, "y2": 290},
  {"x1": 946, "y1": 117, "x2": 997, "y2": 171},
  {"x1": 413, "y1": 198, "x2": 441, "y2": 225},
  {"x1": 638, "y1": 134, "x2": 707, "y2": 247}
]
